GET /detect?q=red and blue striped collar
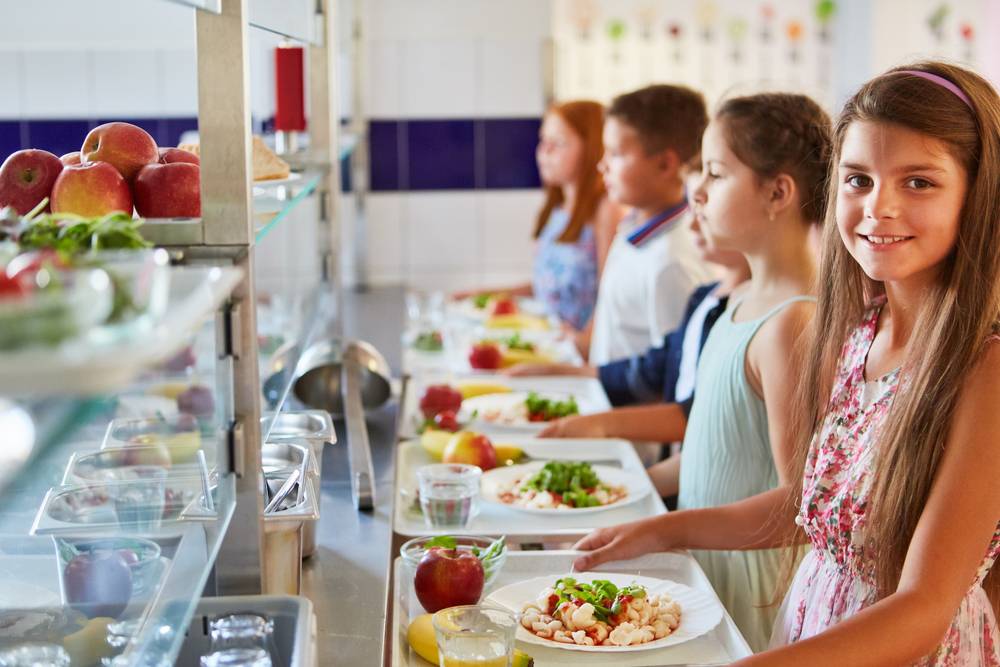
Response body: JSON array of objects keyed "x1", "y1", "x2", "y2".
[{"x1": 627, "y1": 199, "x2": 690, "y2": 247}]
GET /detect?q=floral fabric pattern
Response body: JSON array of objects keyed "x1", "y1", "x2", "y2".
[
  {"x1": 771, "y1": 301, "x2": 1000, "y2": 665},
  {"x1": 531, "y1": 208, "x2": 598, "y2": 330}
]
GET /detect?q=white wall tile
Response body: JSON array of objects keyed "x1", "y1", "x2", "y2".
[
  {"x1": 158, "y1": 50, "x2": 199, "y2": 116},
  {"x1": 366, "y1": 0, "x2": 552, "y2": 40},
  {"x1": 365, "y1": 39, "x2": 402, "y2": 118},
  {"x1": 0, "y1": 53, "x2": 24, "y2": 118},
  {"x1": 404, "y1": 193, "x2": 478, "y2": 272},
  {"x1": 23, "y1": 51, "x2": 92, "y2": 118},
  {"x1": 400, "y1": 40, "x2": 477, "y2": 118},
  {"x1": 365, "y1": 193, "x2": 407, "y2": 276},
  {"x1": 0, "y1": 1, "x2": 194, "y2": 51},
  {"x1": 477, "y1": 39, "x2": 546, "y2": 117},
  {"x1": 478, "y1": 191, "x2": 542, "y2": 272},
  {"x1": 92, "y1": 51, "x2": 161, "y2": 117}
]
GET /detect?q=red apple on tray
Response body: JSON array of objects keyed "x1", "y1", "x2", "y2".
[
  {"x1": 51, "y1": 162, "x2": 132, "y2": 217},
  {"x1": 413, "y1": 546, "x2": 485, "y2": 613},
  {"x1": 443, "y1": 431, "x2": 497, "y2": 471},
  {"x1": 60, "y1": 151, "x2": 82, "y2": 166},
  {"x1": 134, "y1": 162, "x2": 201, "y2": 218},
  {"x1": 81, "y1": 122, "x2": 158, "y2": 181},
  {"x1": 468, "y1": 342, "x2": 503, "y2": 370},
  {"x1": 158, "y1": 147, "x2": 200, "y2": 165},
  {"x1": 0, "y1": 149, "x2": 63, "y2": 214},
  {"x1": 433, "y1": 410, "x2": 461, "y2": 432},
  {"x1": 419, "y1": 384, "x2": 463, "y2": 419},
  {"x1": 62, "y1": 551, "x2": 133, "y2": 619}
]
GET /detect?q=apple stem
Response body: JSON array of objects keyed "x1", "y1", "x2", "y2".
[{"x1": 24, "y1": 197, "x2": 48, "y2": 222}]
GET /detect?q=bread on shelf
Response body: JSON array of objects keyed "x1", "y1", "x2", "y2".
[{"x1": 175, "y1": 137, "x2": 291, "y2": 181}]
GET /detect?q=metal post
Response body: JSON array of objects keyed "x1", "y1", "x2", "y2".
[
  {"x1": 196, "y1": 0, "x2": 264, "y2": 594},
  {"x1": 309, "y1": 0, "x2": 341, "y2": 289}
]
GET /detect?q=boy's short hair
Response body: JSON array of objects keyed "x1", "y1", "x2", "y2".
[{"x1": 608, "y1": 84, "x2": 708, "y2": 161}]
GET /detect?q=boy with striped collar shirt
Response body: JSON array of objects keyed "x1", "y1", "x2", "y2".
[{"x1": 583, "y1": 84, "x2": 716, "y2": 365}]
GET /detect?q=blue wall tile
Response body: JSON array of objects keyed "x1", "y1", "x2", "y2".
[
  {"x1": 163, "y1": 117, "x2": 199, "y2": 147},
  {"x1": 25, "y1": 120, "x2": 93, "y2": 157},
  {"x1": 483, "y1": 118, "x2": 541, "y2": 189},
  {"x1": 406, "y1": 119, "x2": 475, "y2": 191},
  {"x1": 0, "y1": 122, "x2": 24, "y2": 161},
  {"x1": 368, "y1": 120, "x2": 401, "y2": 191}
]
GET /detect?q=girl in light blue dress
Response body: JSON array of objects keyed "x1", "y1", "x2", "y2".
[{"x1": 571, "y1": 92, "x2": 833, "y2": 651}]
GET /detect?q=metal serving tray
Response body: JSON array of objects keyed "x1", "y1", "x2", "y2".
[
  {"x1": 390, "y1": 550, "x2": 752, "y2": 666},
  {"x1": 393, "y1": 438, "x2": 666, "y2": 538}
]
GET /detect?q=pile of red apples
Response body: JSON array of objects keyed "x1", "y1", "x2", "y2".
[{"x1": 0, "y1": 122, "x2": 200, "y2": 219}]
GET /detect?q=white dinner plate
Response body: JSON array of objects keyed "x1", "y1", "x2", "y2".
[
  {"x1": 451, "y1": 296, "x2": 548, "y2": 322},
  {"x1": 485, "y1": 572, "x2": 723, "y2": 653},
  {"x1": 480, "y1": 462, "x2": 650, "y2": 515},
  {"x1": 459, "y1": 391, "x2": 584, "y2": 432}
]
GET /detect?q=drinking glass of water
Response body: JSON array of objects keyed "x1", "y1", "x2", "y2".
[
  {"x1": 432, "y1": 605, "x2": 517, "y2": 667},
  {"x1": 416, "y1": 464, "x2": 481, "y2": 528}
]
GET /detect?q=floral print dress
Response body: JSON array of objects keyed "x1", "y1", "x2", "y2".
[{"x1": 770, "y1": 302, "x2": 1000, "y2": 665}]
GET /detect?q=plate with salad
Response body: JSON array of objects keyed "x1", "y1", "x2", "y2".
[
  {"x1": 480, "y1": 460, "x2": 649, "y2": 514},
  {"x1": 485, "y1": 572, "x2": 722, "y2": 652},
  {"x1": 458, "y1": 390, "x2": 582, "y2": 432}
]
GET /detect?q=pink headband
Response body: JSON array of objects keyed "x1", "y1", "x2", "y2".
[{"x1": 897, "y1": 69, "x2": 974, "y2": 111}]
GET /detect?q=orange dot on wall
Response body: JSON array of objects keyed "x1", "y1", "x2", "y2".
[
  {"x1": 786, "y1": 19, "x2": 804, "y2": 41},
  {"x1": 960, "y1": 23, "x2": 974, "y2": 41}
]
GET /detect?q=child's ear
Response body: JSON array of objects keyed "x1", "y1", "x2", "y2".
[
  {"x1": 768, "y1": 173, "x2": 799, "y2": 215},
  {"x1": 657, "y1": 148, "x2": 681, "y2": 174}
]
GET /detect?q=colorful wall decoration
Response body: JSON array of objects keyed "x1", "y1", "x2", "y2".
[{"x1": 552, "y1": 0, "x2": 988, "y2": 111}]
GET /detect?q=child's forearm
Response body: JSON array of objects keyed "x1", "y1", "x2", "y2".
[
  {"x1": 603, "y1": 403, "x2": 688, "y2": 443},
  {"x1": 646, "y1": 454, "x2": 681, "y2": 497},
  {"x1": 667, "y1": 486, "x2": 800, "y2": 551}
]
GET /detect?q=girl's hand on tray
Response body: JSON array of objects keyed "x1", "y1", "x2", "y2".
[{"x1": 571, "y1": 515, "x2": 670, "y2": 571}]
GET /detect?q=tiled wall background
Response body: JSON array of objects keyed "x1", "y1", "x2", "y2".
[
  {"x1": 344, "y1": 0, "x2": 553, "y2": 291},
  {"x1": 3, "y1": 0, "x2": 1000, "y2": 292}
]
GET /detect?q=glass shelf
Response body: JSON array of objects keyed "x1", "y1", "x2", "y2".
[
  {"x1": 254, "y1": 172, "x2": 323, "y2": 244},
  {"x1": 139, "y1": 172, "x2": 323, "y2": 248},
  {"x1": 161, "y1": 0, "x2": 221, "y2": 12},
  {"x1": 0, "y1": 318, "x2": 237, "y2": 666}
]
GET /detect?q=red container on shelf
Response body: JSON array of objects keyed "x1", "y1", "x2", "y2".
[{"x1": 274, "y1": 45, "x2": 306, "y2": 132}]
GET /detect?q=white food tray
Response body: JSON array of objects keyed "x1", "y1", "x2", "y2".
[
  {"x1": 390, "y1": 550, "x2": 752, "y2": 666},
  {"x1": 393, "y1": 438, "x2": 666, "y2": 538},
  {"x1": 0, "y1": 266, "x2": 242, "y2": 397},
  {"x1": 397, "y1": 374, "x2": 611, "y2": 440}
]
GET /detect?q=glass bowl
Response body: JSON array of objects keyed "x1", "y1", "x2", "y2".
[{"x1": 400, "y1": 535, "x2": 507, "y2": 591}]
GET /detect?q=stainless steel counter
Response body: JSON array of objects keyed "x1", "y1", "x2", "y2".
[{"x1": 300, "y1": 287, "x2": 404, "y2": 667}]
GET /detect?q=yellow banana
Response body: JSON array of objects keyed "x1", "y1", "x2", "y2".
[
  {"x1": 456, "y1": 381, "x2": 512, "y2": 400},
  {"x1": 407, "y1": 613, "x2": 534, "y2": 666},
  {"x1": 485, "y1": 314, "x2": 550, "y2": 331},
  {"x1": 493, "y1": 443, "x2": 525, "y2": 465}
]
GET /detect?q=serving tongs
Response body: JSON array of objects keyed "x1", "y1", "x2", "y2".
[{"x1": 264, "y1": 467, "x2": 301, "y2": 514}]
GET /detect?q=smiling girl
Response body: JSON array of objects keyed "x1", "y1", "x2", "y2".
[{"x1": 574, "y1": 62, "x2": 1000, "y2": 664}]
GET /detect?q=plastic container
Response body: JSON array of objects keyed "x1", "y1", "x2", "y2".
[{"x1": 175, "y1": 595, "x2": 316, "y2": 667}]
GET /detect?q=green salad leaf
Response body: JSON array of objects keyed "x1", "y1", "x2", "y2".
[
  {"x1": 521, "y1": 461, "x2": 604, "y2": 507},
  {"x1": 472, "y1": 293, "x2": 492, "y2": 309},
  {"x1": 550, "y1": 578, "x2": 648, "y2": 622},
  {"x1": 524, "y1": 391, "x2": 578, "y2": 421},
  {"x1": 19, "y1": 211, "x2": 151, "y2": 254}
]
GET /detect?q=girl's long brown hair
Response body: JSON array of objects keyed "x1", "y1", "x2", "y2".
[
  {"x1": 534, "y1": 100, "x2": 607, "y2": 243},
  {"x1": 784, "y1": 62, "x2": 1000, "y2": 615}
]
